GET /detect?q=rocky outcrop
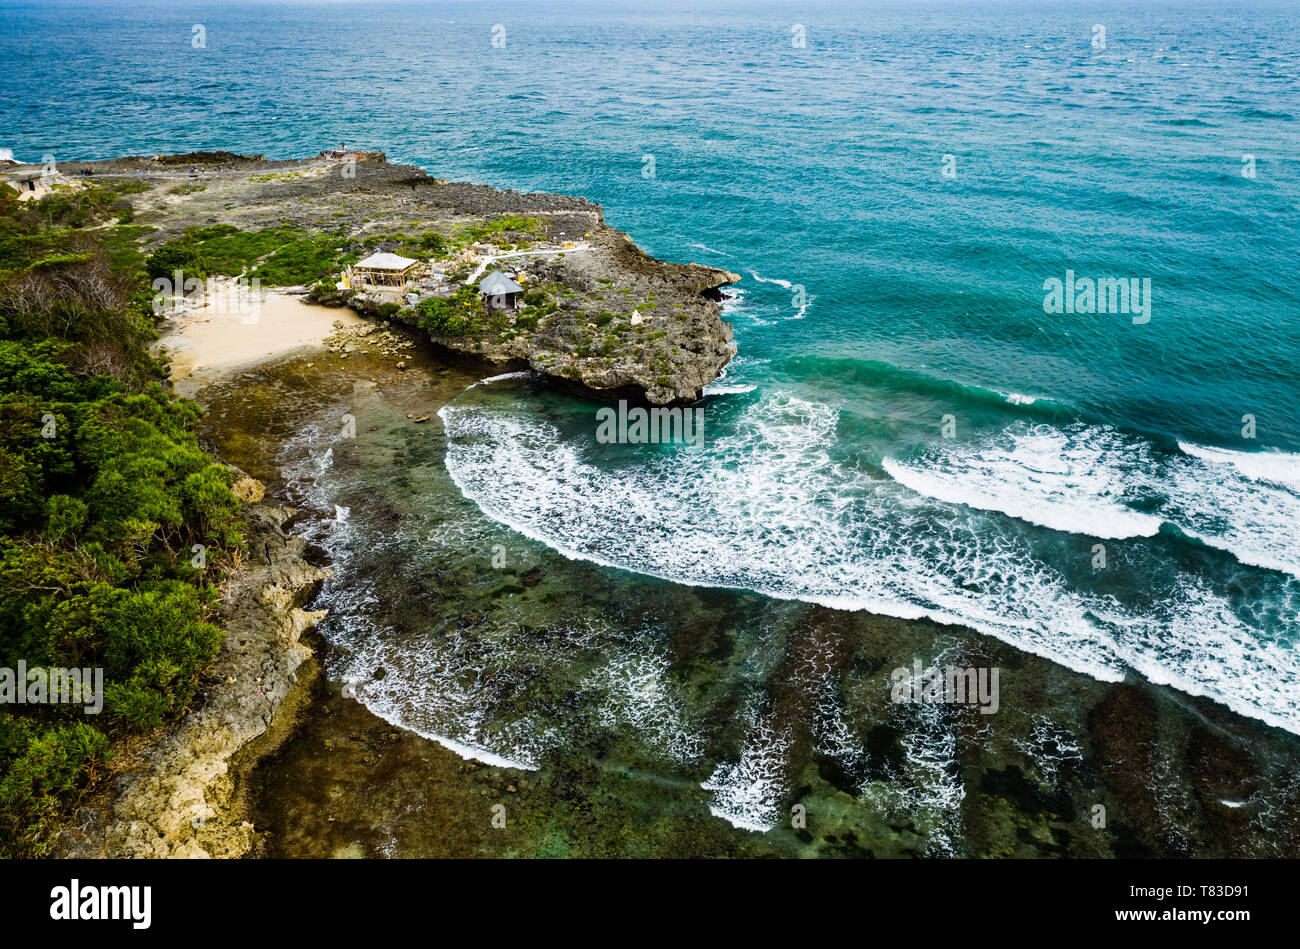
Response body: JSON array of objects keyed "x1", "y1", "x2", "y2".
[
  {"x1": 406, "y1": 222, "x2": 739, "y2": 406},
  {"x1": 66, "y1": 149, "x2": 738, "y2": 406},
  {"x1": 56, "y1": 501, "x2": 330, "y2": 858}
]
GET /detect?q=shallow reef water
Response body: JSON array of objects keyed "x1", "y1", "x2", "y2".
[{"x1": 192, "y1": 340, "x2": 1300, "y2": 858}]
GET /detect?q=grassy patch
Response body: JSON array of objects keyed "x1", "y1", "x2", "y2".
[
  {"x1": 458, "y1": 215, "x2": 543, "y2": 248},
  {"x1": 146, "y1": 224, "x2": 358, "y2": 286}
]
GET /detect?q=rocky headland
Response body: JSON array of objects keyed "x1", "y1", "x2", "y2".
[
  {"x1": 36, "y1": 150, "x2": 740, "y2": 405},
  {"x1": 25, "y1": 148, "x2": 737, "y2": 855}
]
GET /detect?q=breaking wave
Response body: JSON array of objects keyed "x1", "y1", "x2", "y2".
[
  {"x1": 885, "y1": 422, "x2": 1300, "y2": 577},
  {"x1": 441, "y1": 392, "x2": 1300, "y2": 736}
]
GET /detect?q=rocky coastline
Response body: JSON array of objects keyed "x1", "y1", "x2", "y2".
[
  {"x1": 35, "y1": 148, "x2": 739, "y2": 855},
  {"x1": 56, "y1": 498, "x2": 330, "y2": 858},
  {"x1": 27, "y1": 150, "x2": 741, "y2": 405}
]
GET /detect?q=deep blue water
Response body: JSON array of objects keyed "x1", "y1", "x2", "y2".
[{"x1": 5, "y1": 0, "x2": 1300, "y2": 742}]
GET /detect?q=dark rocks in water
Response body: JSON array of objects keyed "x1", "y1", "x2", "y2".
[
  {"x1": 978, "y1": 765, "x2": 1075, "y2": 825},
  {"x1": 863, "y1": 723, "x2": 908, "y2": 782},
  {"x1": 753, "y1": 606, "x2": 859, "y2": 815},
  {"x1": 1186, "y1": 726, "x2": 1259, "y2": 836},
  {"x1": 816, "y1": 750, "x2": 866, "y2": 798},
  {"x1": 373, "y1": 667, "x2": 387, "y2": 680},
  {"x1": 1088, "y1": 684, "x2": 1163, "y2": 851}
]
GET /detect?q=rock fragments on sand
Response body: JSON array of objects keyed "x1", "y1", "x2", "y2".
[{"x1": 324, "y1": 320, "x2": 417, "y2": 369}]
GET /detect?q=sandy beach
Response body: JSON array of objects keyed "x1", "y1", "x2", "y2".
[{"x1": 153, "y1": 278, "x2": 365, "y2": 396}]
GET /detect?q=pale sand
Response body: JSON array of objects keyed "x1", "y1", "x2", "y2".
[{"x1": 154, "y1": 279, "x2": 364, "y2": 396}]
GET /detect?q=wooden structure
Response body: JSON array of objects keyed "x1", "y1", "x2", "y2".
[{"x1": 353, "y1": 252, "x2": 420, "y2": 289}]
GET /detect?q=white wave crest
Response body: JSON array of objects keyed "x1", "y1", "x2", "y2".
[
  {"x1": 882, "y1": 424, "x2": 1164, "y2": 540},
  {"x1": 441, "y1": 396, "x2": 1300, "y2": 739}
]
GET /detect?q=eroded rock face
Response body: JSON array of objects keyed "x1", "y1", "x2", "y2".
[
  {"x1": 57, "y1": 502, "x2": 330, "y2": 859},
  {"x1": 411, "y1": 224, "x2": 739, "y2": 405}
]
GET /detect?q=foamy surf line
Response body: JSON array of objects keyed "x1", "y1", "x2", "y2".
[
  {"x1": 1179, "y1": 441, "x2": 1300, "y2": 494},
  {"x1": 473, "y1": 370, "x2": 535, "y2": 387},
  {"x1": 703, "y1": 382, "x2": 757, "y2": 395},
  {"x1": 747, "y1": 269, "x2": 811, "y2": 319},
  {"x1": 354, "y1": 693, "x2": 538, "y2": 770},
  {"x1": 882, "y1": 423, "x2": 1300, "y2": 576},
  {"x1": 439, "y1": 398, "x2": 1300, "y2": 737},
  {"x1": 689, "y1": 242, "x2": 731, "y2": 257},
  {"x1": 880, "y1": 456, "x2": 1162, "y2": 540}
]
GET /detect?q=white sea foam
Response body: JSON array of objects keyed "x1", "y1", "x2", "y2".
[
  {"x1": 1178, "y1": 441, "x2": 1300, "y2": 493},
  {"x1": 700, "y1": 693, "x2": 789, "y2": 831},
  {"x1": 441, "y1": 395, "x2": 1130, "y2": 680},
  {"x1": 700, "y1": 355, "x2": 757, "y2": 395},
  {"x1": 860, "y1": 654, "x2": 968, "y2": 857},
  {"x1": 689, "y1": 242, "x2": 731, "y2": 257},
  {"x1": 1002, "y1": 391, "x2": 1039, "y2": 406},
  {"x1": 882, "y1": 424, "x2": 1164, "y2": 540},
  {"x1": 1101, "y1": 578, "x2": 1300, "y2": 733},
  {"x1": 718, "y1": 284, "x2": 764, "y2": 324},
  {"x1": 703, "y1": 382, "x2": 757, "y2": 395},
  {"x1": 1013, "y1": 715, "x2": 1084, "y2": 789},
  {"x1": 475, "y1": 370, "x2": 534, "y2": 386},
  {"x1": 747, "y1": 270, "x2": 812, "y2": 319},
  {"x1": 291, "y1": 413, "x2": 716, "y2": 774},
  {"x1": 588, "y1": 645, "x2": 704, "y2": 765},
  {"x1": 441, "y1": 395, "x2": 1300, "y2": 740},
  {"x1": 359, "y1": 693, "x2": 539, "y2": 770},
  {"x1": 747, "y1": 270, "x2": 793, "y2": 289},
  {"x1": 1161, "y1": 445, "x2": 1300, "y2": 577},
  {"x1": 884, "y1": 423, "x2": 1300, "y2": 578}
]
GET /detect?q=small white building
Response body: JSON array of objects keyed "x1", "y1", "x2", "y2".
[{"x1": 478, "y1": 270, "x2": 524, "y2": 310}]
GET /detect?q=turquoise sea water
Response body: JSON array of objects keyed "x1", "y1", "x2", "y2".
[{"x1": 6, "y1": 1, "x2": 1300, "y2": 838}]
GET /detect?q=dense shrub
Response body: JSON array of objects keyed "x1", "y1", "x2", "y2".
[
  {"x1": 146, "y1": 224, "x2": 358, "y2": 288},
  {"x1": 145, "y1": 236, "x2": 207, "y2": 283},
  {"x1": 416, "y1": 286, "x2": 484, "y2": 336},
  {"x1": 0, "y1": 182, "x2": 243, "y2": 856},
  {"x1": 418, "y1": 231, "x2": 447, "y2": 255},
  {"x1": 461, "y1": 215, "x2": 542, "y2": 247}
]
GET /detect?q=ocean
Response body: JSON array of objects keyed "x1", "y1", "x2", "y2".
[{"x1": 5, "y1": 0, "x2": 1300, "y2": 852}]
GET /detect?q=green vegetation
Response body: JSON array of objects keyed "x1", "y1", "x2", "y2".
[
  {"x1": 516, "y1": 289, "x2": 558, "y2": 331},
  {"x1": 0, "y1": 183, "x2": 243, "y2": 856},
  {"x1": 458, "y1": 215, "x2": 543, "y2": 248},
  {"x1": 106, "y1": 180, "x2": 150, "y2": 197},
  {"x1": 145, "y1": 224, "x2": 358, "y2": 286},
  {"x1": 20, "y1": 184, "x2": 133, "y2": 232},
  {"x1": 366, "y1": 231, "x2": 448, "y2": 259},
  {"x1": 415, "y1": 286, "x2": 484, "y2": 337}
]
